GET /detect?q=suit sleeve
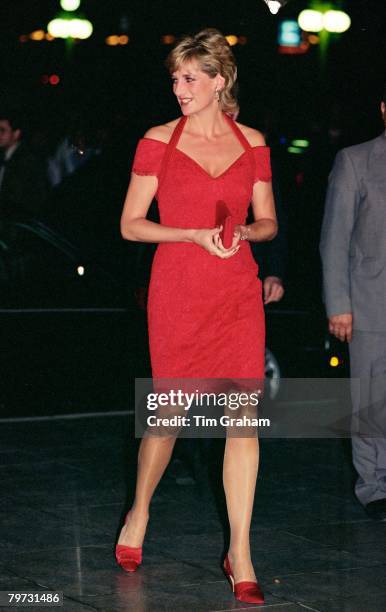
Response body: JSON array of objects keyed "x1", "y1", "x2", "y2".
[{"x1": 319, "y1": 149, "x2": 360, "y2": 317}]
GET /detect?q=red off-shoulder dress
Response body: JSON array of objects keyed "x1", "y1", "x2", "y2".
[{"x1": 132, "y1": 114, "x2": 272, "y2": 386}]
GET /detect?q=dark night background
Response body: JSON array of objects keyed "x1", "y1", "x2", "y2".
[
  {"x1": 0, "y1": 0, "x2": 385, "y2": 416},
  {"x1": 0, "y1": 0, "x2": 385, "y2": 138},
  {"x1": 1, "y1": 6, "x2": 386, "y2": 608}
]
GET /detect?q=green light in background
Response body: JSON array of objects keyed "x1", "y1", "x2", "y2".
[
  {"x1": 287, "y1": 146, "x2": 304, "y2": 154},
  {"x1": 291, "y1": 139, "x2": 310, "y2": 148}
]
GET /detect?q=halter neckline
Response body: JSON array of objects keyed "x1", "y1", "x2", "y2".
[{"x1": 158, "y1": 112, "x2": 254, "y2": 182}]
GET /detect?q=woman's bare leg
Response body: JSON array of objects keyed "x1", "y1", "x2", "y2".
[
  {"x1": 118, "y1": 435, "x2": 177, "y2": 547},
  {"x1": 223, "y1": 435, "x2": 259, "y2": 582}
]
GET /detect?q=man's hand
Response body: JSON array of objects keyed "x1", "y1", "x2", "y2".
[
  {"x1": 328, "y1": 313, "x2": 353, "y2": 342},
  {"x1": 263, "y1": 276, "x2": 284, "y2": 304}
]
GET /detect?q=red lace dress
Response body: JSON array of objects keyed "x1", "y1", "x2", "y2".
[{"x1": 132, "y1": 114, "x2": 272, "y2": 387}]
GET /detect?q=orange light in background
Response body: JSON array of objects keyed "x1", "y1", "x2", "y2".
[
  {"x1": 161, "y1": 35, "x2": 175, "y2": 45},
  {"x1": 226, "y1": 35, "x2": 238, "y2": 46},
  {"x1": 238, "y1": 35, "x2": 248, "y2": 45},
  {"x1": 106, "y1": 35, "x2": 119, "y2": 46},
  {"x1": 308, "y1": 34, "x2": 320, "y2": 45},
  {"x1": 30, "y1": 30, "x2": 45, "y2": 41},
  {"x1": 106, "y1": 35, "x2": 128, "y2": 46},
  {"x1": 49, "y1": 74, "x2": 60, "y2": 86},
  {"x1": 19, "y1": 35, "x2": 29, "y2": 43},
  {"x1": 45, "y1": 33, "x2": 55, "y2": 41}
]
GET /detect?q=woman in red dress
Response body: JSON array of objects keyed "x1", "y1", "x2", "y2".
[{"x1": 117, "y1": 28, "x2": 277, "y2": 604}]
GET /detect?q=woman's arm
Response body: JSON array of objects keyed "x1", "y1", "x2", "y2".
[
  {"x1": 120, "y1": 173, "x2": 195, "y2": 243},
  {"x1": 230, "y1": 176, "x2": 277, "y2": 246},
  {"x1": 120, "y1": 173, "x2": 240, "y2": 258},
  {"x1": 232, "y1": 126, "x2": 277, "y2": 244},
  {"x1": 242, "y1": 179, "x2": 278, "y2": 242}
]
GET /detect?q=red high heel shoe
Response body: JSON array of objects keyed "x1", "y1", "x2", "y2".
[
  {"x1": 115, "y1": 513, "x2": 142, "y2": 573},
  {"x1": 223, "y1": 554, "x2": 264, "y2": 604},
  {"x1": 115, "y1": 544, "x2": 142, "y2": 573}
]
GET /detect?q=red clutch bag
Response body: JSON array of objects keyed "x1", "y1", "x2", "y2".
[{"x1": 216, "y1": 201, "x2": 235, "y2": 249}]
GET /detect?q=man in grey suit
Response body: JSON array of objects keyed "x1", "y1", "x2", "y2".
[{"x1": 320, "y1": 89, "x2": 386, "y2": 521}]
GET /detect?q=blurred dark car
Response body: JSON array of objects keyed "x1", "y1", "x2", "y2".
[
  {"x1": 263, "y1": 297, "x2": 349, "y2": 400},
  {"x1": 0, "y1": 216, "x2": 143, "y2": 417}
]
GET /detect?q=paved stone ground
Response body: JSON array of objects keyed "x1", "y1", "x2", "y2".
[{"x1": 1, "y1": 415, "x2": 385, "y2": 611}]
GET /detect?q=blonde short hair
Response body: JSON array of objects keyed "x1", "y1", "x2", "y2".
[{"x1": 165, "y1": 28, "x2": 239, "y2": 115}]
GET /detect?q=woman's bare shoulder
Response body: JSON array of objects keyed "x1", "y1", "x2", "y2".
[
  {"x1": 144, "y1": 118, "x2": 180, "y2": 144},
  {"x1": 236, "y1": 123, "x2": 266, "y2": 147}
]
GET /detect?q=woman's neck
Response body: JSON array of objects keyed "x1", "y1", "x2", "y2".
[{"x1": 185, "y1": 107, "x2": 227, "y2": 140}]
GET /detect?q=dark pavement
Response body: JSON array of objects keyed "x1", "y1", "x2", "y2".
[{"x1": 1, "y1": 414, "x2": 386, "y2": 611}]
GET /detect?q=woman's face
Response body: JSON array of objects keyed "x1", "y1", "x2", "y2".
[{"x1": 171, "y1": 59, "x2": 223, "y2": 115}]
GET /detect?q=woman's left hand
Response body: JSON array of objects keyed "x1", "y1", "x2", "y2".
[
  {"x1": 214, "y1": 224, "x2": 249, "y2": 252},
  {"x1": 233, "y1": 224, "x2": 250, "y2": 243}
]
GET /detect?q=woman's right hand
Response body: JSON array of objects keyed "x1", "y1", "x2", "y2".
[{"x1": 192, "y1": 227, "x2": 240, "y2": 259}]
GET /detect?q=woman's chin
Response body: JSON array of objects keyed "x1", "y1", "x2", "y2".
[{"x1": 180, "y1": 103, "x2": 194, "y2": 115}]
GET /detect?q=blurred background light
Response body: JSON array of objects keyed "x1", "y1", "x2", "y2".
[
  {"x1": 298, "y1": 9, "x2": 324, "y2": 32},
  {"x1": 77, "y1": 266, "x2": 85, "y2": 276},
  {"x1": 48, "y1": 18, "x2": 70, "y2": 38},
  {"x1": 278, "y1": 20, "x2": 301, "y2": 47},
  {"x1": 287, "y1": 146, "x2": 304, "y2": 154},
  {"x1": 291, "y1": 139, "x2": 309, "y2": 148},
  {"x1": 324, "y1": 10, "x2": 351, "y2": 33},
  {"x1": 60, "y1": 0, "x2": 81, "y2": 11},
  {"x1": 106, "y1": 35, "x2": 119, "y2": 46},
  {"x1": 30, "y1": 30, "x2": 45, "y2": 41},
  {"x1": 225, "y1": 35, "x2": 238, "y2": 46},
  {"x1": 48, "y1": 17, "x2": 93, "y2": 40},
  {"x1": 106, "y1": 35, "x2": 129, "y2": 46},
  {"x1": 49, "y1": 74, "x2": 60, "y2": 86},
  {"x1": 308, "y1": 34, "x2": 320, "y2": 45},
  {"x1": 161, "y1": 35, "x2": 176, "y2": 45},
  {"x1": 119, "y1": 14, "x2": 130, "y2": 33},
  {"x1": 329, "y1": 356, "x2": 340, "y2": 367},
  {"x1": 68, "y1": 19, "x2": 93, "y2": 39},
  {"x1": 267, "y1": 1, "x2": 282, "y2": 14}
]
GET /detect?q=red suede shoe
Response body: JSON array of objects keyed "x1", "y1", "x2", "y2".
[
  {"x1": 223, "y1": 554, "x2": 264, "y2": 604},
  {"x1": 115, "y1": 512, "x2": 143, "y2": 573},
  {"x1": 115, "y1": 544, "x2": 142, "y2": 573}
]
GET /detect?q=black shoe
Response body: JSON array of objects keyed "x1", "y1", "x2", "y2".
[{"x1": 365, "y1": 498, "x2": 386, "y2": 521}]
